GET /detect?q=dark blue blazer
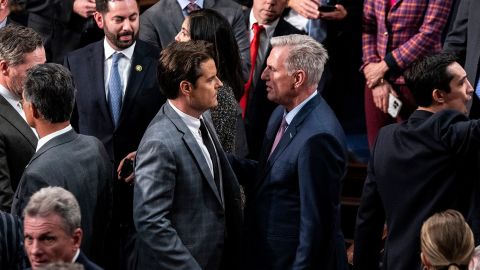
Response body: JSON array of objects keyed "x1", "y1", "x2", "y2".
[{"x1": 232, "y1": 94, "x2": 348, "y2": 269}]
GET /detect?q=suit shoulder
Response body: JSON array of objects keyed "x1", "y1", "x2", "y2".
[
  {"x1": 135, "y1": 39, "x2": 161, "y2": 57},
  {"x1": 212, "y1": 0, "x2": 242, "y2": 9}
]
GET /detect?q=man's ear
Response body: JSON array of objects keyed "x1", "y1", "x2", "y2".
[
  {"x1": 0, "y1": 60, "x2": 9, "y2": 76},
  {"x1": 72, "y1": 228, "x2": 83, "y2": 250},
  {"x1": 179, "y1": 80, "x2": 193, "y2": 97},
  {"x1": 94, "y1": 12, "x2": 104, "y2": 29},
  {"x1": 432, "y1": 89, "x2": 446, "y2": 104},
  {"x1": 292, "y1": 70, "x2": 306, "y2": 89},
  {"x1": 30, "y1": 103, "x2": 42, "y2": 120}
]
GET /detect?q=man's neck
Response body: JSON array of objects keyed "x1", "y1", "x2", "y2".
[{"x1": 35, "y1": 121, "x2": 70, "y2": 139}]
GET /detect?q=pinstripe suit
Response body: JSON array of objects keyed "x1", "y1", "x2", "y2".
[
  {"x1": 0, "y1": 211, "x2": 25, "y2": 270},
  {"x1": 133, "y1": 102, "x2": 242, "y2": 270}
]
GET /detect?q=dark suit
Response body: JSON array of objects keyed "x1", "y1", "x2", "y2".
[
  {"x1": 139, "y1": 0, "x2": 250, "y2": 80},
  {"x1": 0, "y1": 211, "x2": 25, "y2": 270},
  {"x1": 24, "y1": 0, "x2": 102, "y2": 63},
  {"x1": 354, "y1": 110, "x2": 480, "y2": 270},
  {"x1": 64, "y1": 39, "x2": 165, "y2": 269},
  {"x1": 133, "y1": 102, "x2": 242, "y2": 270},
  {"x1": 231, "y1": 95, "x2": 348, "y2": 269},
  {"x1": 11, "y1": 130, "x2": 112, "y2": 265},
  {"x1": 244, "y1": 16, "x2": 304, "y2": 159},
  {"x1": 25, "y1": 251, "x2": 103, "y2": 270},
  {"x1": 0, "y1": 95, "x2": 37, "y2": 212},
  {"x1": 443, "y1": 0, "x2": 480, "y2": 119}
]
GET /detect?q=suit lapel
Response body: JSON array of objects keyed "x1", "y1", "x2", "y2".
[
  {"x1": 164, "y1": 103, "x2": 224, "y2": 206},
  {"x1": 166, "y1": 0, "x2": 186, "y2": 38},
  {"x1": 89, "y1": 42, "x2": 114, "y2": 126},
  {"x1": 119, "y1": 41, "x2": 150, "y2": 126},
  {"x1": 0, "y1": 95, "x2": 37, "y2": 147}
]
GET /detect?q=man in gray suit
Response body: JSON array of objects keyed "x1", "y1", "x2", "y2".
[
  {"x1": 11, "y1": 63, "x2": 112, "y2": 266},
  {"x1": 0, "y1": 25, "x2": 45, "y2": 212},
  {"x1": 133, "y1": 40, "x2": 243, "y2": 270},
  {"x1": 139, "y1": 0, "x2": 250, "y2": 79}
]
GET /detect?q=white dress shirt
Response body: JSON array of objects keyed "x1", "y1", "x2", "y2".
[
  {"x1": 36, "y1": 125, "x2": 72, "y2": 152},
  {"x1": 103, "y1": 39, "x2": 136, "y2": 102}
]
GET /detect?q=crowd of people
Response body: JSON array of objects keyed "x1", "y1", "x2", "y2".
[{"x1": 0, "y1": 0, "x2": 480, "y2": 270}]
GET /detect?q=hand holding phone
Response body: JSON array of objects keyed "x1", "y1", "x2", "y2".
[
  {"x1": 120, "y1": 159, "x2": 134, "y2": 179},
  {"x1": 319, "y1": 5, "x2": 336, "y2": 12},
  {"x1": 388, "y1": 93, "x2": 403, "y2": 118}
]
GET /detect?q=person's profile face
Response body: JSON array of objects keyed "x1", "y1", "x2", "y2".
[
  {"x1": 175, "y1": 18, "x2": 191, "y2": 42},
  {"x1": 24, "y1": 214, "x2": 81, "y2": 270},
  {"x1": 443, "y1": 62, "x2": 474, "y2": 115},
  {"x1": 252, "y1": 0, "x2": 287, "y2": 24},
  {"x1": 187, "y1": 58, "x2": 222, "y2": 114},
  {"x1": 7, "y1": 47, "x2": 46, "y2": 98}
]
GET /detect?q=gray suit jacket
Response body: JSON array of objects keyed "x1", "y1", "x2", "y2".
[
  {"x1": 139, "y1": 0, "x2": 250, "y2": 80},
  {"x1": 11, "y1": 130, "x2": 113, "y2": 264},
  {"x1": 0, "y1": 95, "x2": 37, "y2": 212},
  {"x1": 133, "y1": 102, "x2": 242, "y2": 270}
]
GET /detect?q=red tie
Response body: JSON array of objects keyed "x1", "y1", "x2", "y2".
[{"x1": 240, "y1": 23, "x2": 264, "y2": 118}]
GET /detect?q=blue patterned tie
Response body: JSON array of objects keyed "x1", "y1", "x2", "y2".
[
  {"x1": 108, "y1": 52, "x2": 123, "y2": 127},
  {"x1": 476, "y1": 80, "x2": 480, "y2": 98},
  {"x1": 307, "y1": 19, "x2": 327, "y2": 43}
]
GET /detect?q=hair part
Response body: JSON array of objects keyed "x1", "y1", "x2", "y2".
[
  {"x1": 404, "y1": 53, "x2": 458, "y2": 107},
  {"x1": 270, "y1": 34, "x2": 328, "y2": 88},
  {"x1": 158, "y1": 40, "x2": 215, "y2": 99},
  {"x1": 0, "y1": 25, "x2": 43, "y2": 66},
  {"x1": 23, "y1": 63, "x2": 76, "y2": 123},
  {"x1": 23, "y1": 187, "x2": 82, "y2": 235},
  {"x1": 420, "y1": 209, "x2": 474, "y2": 270}
]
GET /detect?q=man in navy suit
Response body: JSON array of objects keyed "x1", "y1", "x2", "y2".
[
  {"x1": 354, "y1": 53, "x2": 480, "y2": 270},
  {"x1": 23, "y1": 187, "x2": 102, "y2": 270},
  {"x1": 64, "y1": 0, "x2": 165, "y2": 268},
  {"x1": 230, "y1": 34, "x2": 348, "y2": 269}
]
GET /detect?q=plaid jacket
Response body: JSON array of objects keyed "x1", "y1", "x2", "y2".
[{"x1": 362, "y1": 0, "x2": 452, "y2": 83}]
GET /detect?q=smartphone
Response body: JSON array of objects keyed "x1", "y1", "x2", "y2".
[
  {"x1": 120, "y1": 159, "x2": 134, "y2": 178},
  {"x1": 388, "y1": 93, "x2": 403, "y2": 118},
  {"x1": 319, "y1": 5, "x2": 336, "y2": 12}
]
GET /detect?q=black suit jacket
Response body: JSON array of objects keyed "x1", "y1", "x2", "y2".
[
  {"x1": 244, "y1": 16, "x2": 304, "y2": 160},
  {"x1": 0, "y1": 95, "x2": 37, "y2": 212},
  {"x1": 354, "y1": 110, "x2": 480, "y2": 270},
  {"x1": 76, "y1": 251, "x2": 104, "y2": 270},
  {"x1": 11, "y1": 130, "x2": 112, "y2": 264},
  {"x1": 64, "y1": 39, "x2": 165, "y2": 226}
]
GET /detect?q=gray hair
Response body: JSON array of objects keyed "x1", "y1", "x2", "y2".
[
  {"x1": 0, "y1": 25, "x2": 43, "y2": 66},
  {"x1": 23, "y1": 187, "x2": 81, "y2": 235},
  {"x1": 23, "y1": 63, "x2": 76, "y2": 123},
  {"x1": 270, "y1": 34, "x2": 328, "y2": 87}
]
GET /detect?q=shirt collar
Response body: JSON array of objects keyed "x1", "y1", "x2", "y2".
[
  {"x1": 168, "y1": 100, "x2": 202, "y2": 130},
  {"x1": 71, "y1": 249, "x2": 80, "y2": 263},
  {"x1": 36, "y1": 125, "x2": 73, "y2": 152},
  {"x1": 103, "y1": 38, "x2": 136, "y2": 61},
  {"x1": 249, "y1": 10, "x2": 280, "y2": 39},
  {"x1": 284, "y1": 91, "x2": 317, "y2": 125},
  {"x1": 0, "y1": 17, "x2": 7, "y2": 29},
  {"x1": 0, "y1": 83, "x2": 20, "y2": 103},
  {"x1": 177, "y1": 0, "x2": 204, "y2": 11}
]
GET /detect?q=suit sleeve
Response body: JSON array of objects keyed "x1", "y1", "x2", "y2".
[
  {"x1": 230, "y1": 6, "x2": 251, "y2": 82},
  {"x1": 443, "y1": 0, "x2": 469, "y2": 65},
  {"x1": 133, "y1": 137, "x2": 202, "y2": 270},
  {"x1": 0, "y1": 136, "x2": 14, "y2": 212},
  {"x1": 139, "y1": 13, "x2": 162, "y2": 49},
  {"x1": 292, "y1": 134, "x2": 346, "y2": 269},
  {"x1": 353, "y1": 148, "x2": 385, "y2": 270}
]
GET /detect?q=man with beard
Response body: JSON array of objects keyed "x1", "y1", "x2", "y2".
[
  {"x1": 64, "y1": 0, "x2": 165, "y2": 269},
  {"x1": 0, "y1": 25, "x2": 45, "y2": 212}
]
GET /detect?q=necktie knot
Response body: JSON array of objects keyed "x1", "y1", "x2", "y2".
[
  {"x1": 112, "y1": 52, "x2": 123, "y2": 64},
  {"x1": 252, "y1": 23, "x2": 264, "y2": 35},
  {"x1": 186, "y1": 0, "x2": 201, "y2": 14}
]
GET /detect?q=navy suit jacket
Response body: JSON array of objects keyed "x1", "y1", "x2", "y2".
[
  {"x1": 64, "y1": 39, "x2": 165, "y2": 225},
  {"x1": 354, "y1": 110, "x2": 480, "y2": 270},
  {"x1": 244, "y1": 16, "x2": 304, "y2": 160},
  {"x1": 232, "y1": 94, "x2": 348, "y2": 269}
]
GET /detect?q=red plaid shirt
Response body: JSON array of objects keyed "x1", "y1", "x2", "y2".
[{"x1": 362, "y1": 0, "x2": 452, "y2": 83}]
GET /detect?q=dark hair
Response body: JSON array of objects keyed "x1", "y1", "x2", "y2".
[
  {"x1": 23, "y1": 63, "x2": 76, "y2": 123},
  {"x1": 96, "y1": 0, "x2": 139, "y2": 13},
  {"x1": 404, "y1": 53, "x2": 458, "y2": 107},
  {"x1": 0, "y1": 25, "x2": 43, "y2": 66},
  {"x1": 188, "y1": 9, "x2": 244, "y2": 100},
  {"x1": 158, "y1": 40, "x2": 214, "y2": 99}
]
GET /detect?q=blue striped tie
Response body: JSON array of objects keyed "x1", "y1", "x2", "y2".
[
  {"x1": 108, "y1": 52, "x2": 123, "y2": 127},
  {"x1": 476, "y1": 80, "x2": 480, "y2": 98}
]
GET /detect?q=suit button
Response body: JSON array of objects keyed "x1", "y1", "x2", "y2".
[{"x1": 383, "y1": 31, "x2": 388, "y2": 36}]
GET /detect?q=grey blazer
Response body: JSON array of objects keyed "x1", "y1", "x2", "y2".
[
  {"x1": 133, "y1": 102, "x2": 242, "y2": 270},
  {"x1": 139, "y1": 0, "x2": 250, "y2": 80},
  {"x1": 11, "y1": 130, "x2": 113, "y2": 264},
  {"x1": 0, "y1": 95, "x2": 37, "y2": 212}
]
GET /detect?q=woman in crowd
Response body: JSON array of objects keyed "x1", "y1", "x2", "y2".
[
  {"x1": 175, "y1": 9, "x2": 248, "y2": 157},
  {"x1": 420, "y1": 209, "x2": 474, "y2": 270}
]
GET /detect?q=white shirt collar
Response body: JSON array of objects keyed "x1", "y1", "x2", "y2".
[
  {"x1": 284, "y1": 91, "x2": 317, "y2": 125},
  {"x1": 36, "y1": 125, "x2": 73, "y2": 152},
  {"x1": 103, "y1": 38, "x2": 135, "y2": 61},
  {"x1": 71, "y1": 249, "x2": 80, "y2": 263},
  {"x1": 0, "y1": 17, "x2": 7, "y2": 29},
  {"x1": 168, "y1": 100, "x2": 201, "y2": 130},
  {"x1": 249, "y1": 10, "x2": 280, "y2": 40},
  {"x1": 0, "y1": 83, "x2": 23, "y2": 114}
]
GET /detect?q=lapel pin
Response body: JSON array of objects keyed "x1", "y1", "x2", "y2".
[{"x1": 135, "y1": 65, "x2": 143, "y2": 72}]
